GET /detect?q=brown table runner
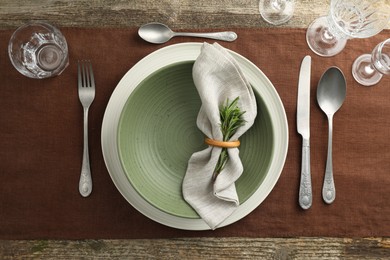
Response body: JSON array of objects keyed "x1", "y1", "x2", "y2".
[{"x1": 0, "y1": 27, "x2": 389, "y2": 239}]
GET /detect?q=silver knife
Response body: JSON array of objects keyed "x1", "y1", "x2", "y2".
[{"x1": 297, "y1": 55, "x2": 312, "y2": 210}]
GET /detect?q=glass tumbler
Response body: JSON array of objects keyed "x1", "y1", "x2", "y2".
[
  {"x1": 8, "y1": 21, "x2": 69, "y2": 79},
  {"x1": 352, "y1": 38, "x2": 390, "y2": 86}
]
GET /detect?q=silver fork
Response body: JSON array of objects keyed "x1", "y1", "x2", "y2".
[{"x1": 78, "y1": 60, "x2": 95, "y2": 197}]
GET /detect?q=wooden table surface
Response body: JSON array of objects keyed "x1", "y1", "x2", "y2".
[{"x1": 1, "y1": 1, "x2": 389, "y2": 259}]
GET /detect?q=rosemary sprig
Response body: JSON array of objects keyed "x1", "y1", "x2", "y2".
[{"x1": 213, "y1": 97, "x2": 246, "y2": 180}]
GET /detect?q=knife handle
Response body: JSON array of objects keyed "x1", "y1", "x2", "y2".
[{"x1": 299, "y1": 139, "x2": 312, "y2": 210}]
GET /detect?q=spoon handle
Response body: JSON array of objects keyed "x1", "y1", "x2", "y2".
[
  {"x1": 299, "y1": 138, "x2": 312, "y2": 209},
  {"x1": 323, "y1": 115, "x2": 336, "y2": 204},
  {"x1": 173, "y1": 31, "x2": 237, "y2": 42}
]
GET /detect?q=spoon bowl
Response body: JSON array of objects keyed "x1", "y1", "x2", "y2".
[
  {"x1": 138, "y1": 22, "x2": 237, "y2": 44},
  {"x1": 317, "y1": 67, "x2": 346, "y2": 204},
  {"x1": 317, "y1": 68, "x2": 346, "y2": 115},
  {"x1": 138, "y1": 22, "x2": 174, "y2": 44}
]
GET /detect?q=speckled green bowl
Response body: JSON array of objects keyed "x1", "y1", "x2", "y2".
[{"x1": 117, "y1": 61, "x2": 273, "y2": 218}]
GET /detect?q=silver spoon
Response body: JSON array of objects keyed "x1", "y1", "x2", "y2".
[
  {"x1": 317, "y1": 67, "x2": 346, "y2": 204},
  {"x1": 138, "y1": 22, "x2": 238, "y2": 44}
]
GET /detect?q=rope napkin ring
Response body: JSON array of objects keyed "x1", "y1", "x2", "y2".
[{"x1": 204, "y1": 138, "x2": 240, "y2": 148}]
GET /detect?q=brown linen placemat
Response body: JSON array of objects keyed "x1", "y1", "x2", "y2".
[{"x1": 0, "y1": 28, "x2": 389, "y2": 239}]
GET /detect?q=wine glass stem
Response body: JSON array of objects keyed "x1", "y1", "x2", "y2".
[
  {"x1": 271, "y1": 0, "x2": 283, "y2": 10},
  {"x1": 362, "y1": 63, "x2": 376, "y2": 77},
  {"x1": 320, "y1": 27, "x2": 337, "y2": 44}
]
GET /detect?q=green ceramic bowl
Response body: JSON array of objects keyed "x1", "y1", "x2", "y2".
[{"x1": 118, "y1": 61, "x2": 274, "y2": 218}]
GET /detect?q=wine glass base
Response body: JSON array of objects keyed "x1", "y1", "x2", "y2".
[
  {"x1": 352, "y1": 54, "x2": 383, "y2": 86},
  {"x1": 259, "y1": 0, "x2": 294, "y2": 25},
  {"x1": 306, "y1": 16, "x2": 347, "y2": 57}
]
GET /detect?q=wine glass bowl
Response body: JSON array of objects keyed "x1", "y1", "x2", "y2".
[
  {"x1": 259, "y1": 0, "x2": 295, "y2": 25},
  {"x1": 352, "y1": 38, "x2": 390, "y2": 86},
  {"x1": 306, "y1": 0, "x2": 390, "y2": 57}
]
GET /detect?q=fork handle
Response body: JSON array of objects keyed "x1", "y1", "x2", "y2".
[{"x1": 79, "y1": 107, "x2": 92, "y2": 197}]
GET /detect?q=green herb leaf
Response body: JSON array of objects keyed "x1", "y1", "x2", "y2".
[{"x1": 212, "y1": 97, "x2": 246, "y2": 180}]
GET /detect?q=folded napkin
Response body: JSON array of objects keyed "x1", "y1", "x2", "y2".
[{"x1": 182, "y1": 42, "x2": 257, "y2": 229}]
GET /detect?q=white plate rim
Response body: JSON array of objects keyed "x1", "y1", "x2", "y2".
[{"x1": 101, "y1": 42, "x2": 289, "y2": 230}]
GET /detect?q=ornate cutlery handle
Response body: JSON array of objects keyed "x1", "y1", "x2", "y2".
[
  {"x1": 173, "y1": 31, "x2": 237, "y2": 42},
  {"x1": 323, "y1": 115, "x2": 336, "y2": 204},
  {"x1": 299, "y1": 138, "x2": 312, "y2": 209},
  {"x1": 79, "y1": 107, "x2": 92, "y2": 197}
]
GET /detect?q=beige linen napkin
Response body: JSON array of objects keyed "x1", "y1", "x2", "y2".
[{"x1": 182, "y1": 42, "x2": 257, "y2": 229}]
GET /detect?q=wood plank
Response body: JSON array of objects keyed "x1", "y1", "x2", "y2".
[
  {"x1": 0, "y1": 0, "x2": 328, "y2": 29},
  {"x1": 0, "y1": 237, "x2": 389, "y2": 259},
  {"x1": 2, "y1": 0, "x2": 388, "y2": 30}
]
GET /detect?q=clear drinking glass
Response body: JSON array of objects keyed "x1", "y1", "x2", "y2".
[
  {"x1": 259, "y1": 0, "x2": 295, "y2": 25},
  {"x1": 352, "y1": 38, "x2": 390, "y2": 86},
  {"x1": 8, "y1": 21, "x2": 69, "y2": 79},
  {"x1": 306, "y1": 0, "x2": 389, "y2": 57}
]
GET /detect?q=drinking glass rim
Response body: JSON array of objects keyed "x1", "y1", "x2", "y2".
[
  {"x1": 377, "y1": 38, "x2": 390, "y2": 56},
  {"x1": 8, "y1": 20, "x2": 69, "y2": 79}
]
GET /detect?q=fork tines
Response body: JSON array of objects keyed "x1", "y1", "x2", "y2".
[{"x1": 78, "y1": 60, "x2": 95, "y2": 88}]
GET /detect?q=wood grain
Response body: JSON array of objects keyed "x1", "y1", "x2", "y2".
[
  {"x1": 1, "y1": 1, "x2": 389, "y2": 259},
  {"x1": 0, "y1": 0, "x2": 329, "y2": 29},
  {"x1": 0, "y1": 237, "x2": 389, "y2": 259}
]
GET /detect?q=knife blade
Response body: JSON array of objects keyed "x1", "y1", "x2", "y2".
[{"x1": 297, "y1": 55, "x2": 312, "y2": 210}]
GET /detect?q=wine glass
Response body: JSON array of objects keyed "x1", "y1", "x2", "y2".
[
  {"x1": 306, "y1": 0, "x2": 390, "y2": 57},
  {"x1": 352, "y1": 38, "x2": 390, "y2": 86},
  {"x1": 259, "y1": 0, "x2": 295, "y2": 25}
]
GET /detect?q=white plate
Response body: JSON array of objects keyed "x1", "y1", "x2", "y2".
[{"x1": 101, "y1": 43, "x2": 288, "y2": 230}]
